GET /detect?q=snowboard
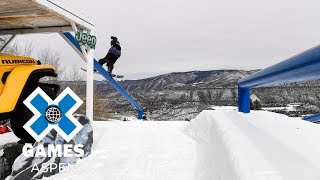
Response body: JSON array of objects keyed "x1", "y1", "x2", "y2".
[{"x1": 81, "y1": 68, "x2": 124, "y2": 78}]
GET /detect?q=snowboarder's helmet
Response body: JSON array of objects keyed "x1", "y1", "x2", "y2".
[{"x1": 110, "y1": 36, "x2": 119, "y2": 46}]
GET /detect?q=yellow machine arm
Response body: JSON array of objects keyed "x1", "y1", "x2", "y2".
[{"x1": 0, "y1": 65, "x2": 55, "y2": 114}]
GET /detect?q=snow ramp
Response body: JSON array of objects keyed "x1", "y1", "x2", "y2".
[
  {"x1": 187, "y1": 110, "x2": 320, "y2": 180},
  {"x1": 50, "y1": 121, "x2": 196, "y2": 180}
]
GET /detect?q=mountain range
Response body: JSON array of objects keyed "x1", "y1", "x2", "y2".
[{"x1": 60, "y1": 69, "x2": 320, "y2": 120}]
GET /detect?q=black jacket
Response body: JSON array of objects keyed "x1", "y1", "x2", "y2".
[{"x1": 106, "y1": 42, "x2": 121, "y2": 61}]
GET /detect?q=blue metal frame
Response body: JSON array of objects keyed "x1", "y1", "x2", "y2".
[
  {"x1": 238, "y1": 45, "x2": 320, "y2": 122},
  {"x1": 62, "y1": 32, "x2": 144, "y2": 119},
  {"x1": 303, "y1": 113, "x2": 320, "y2": 123}
]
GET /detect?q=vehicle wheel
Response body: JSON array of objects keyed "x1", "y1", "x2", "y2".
[
  {"x1": 0, "y1": 143, "x2": 24, "y2": 180},
  {"x1": 10, "y1": 85, "x2": 57, "y2": 143}
]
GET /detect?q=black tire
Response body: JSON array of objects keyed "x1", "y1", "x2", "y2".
[
  {"x1": 0, "y1": 143, "x2": 24, "y2": 180},
  {"x1": 10, "y1": 85, "x2": 57, "y2": 143}
]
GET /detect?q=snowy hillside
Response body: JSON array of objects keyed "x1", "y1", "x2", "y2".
[{"x1": 61, "y1": 70, "x2": 320, "y2": 121}]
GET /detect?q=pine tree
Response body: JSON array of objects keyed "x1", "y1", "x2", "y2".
[{"x1": 250, "y1": 99, "x2": 262, "y2": 110}]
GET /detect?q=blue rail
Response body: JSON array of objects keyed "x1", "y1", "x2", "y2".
[
  {"x1": 62, "y1": 32, "x2": 144, "y2": 119},
  {"x1": 303, "y1": 113, "x2": 320, "y2": 123},
  {"x1": 238, "y1": 45, "x2": 320, "y2": 122}
]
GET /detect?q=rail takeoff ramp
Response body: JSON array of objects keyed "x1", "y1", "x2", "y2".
[{"x1": 61, "y1": 32, "x2": 144, "y2": 119}]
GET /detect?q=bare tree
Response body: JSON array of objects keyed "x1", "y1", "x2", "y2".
[
  {"x1": 38, "y1": 47, "x2": 64, "y2": 80},
  {"x1": 63, "y1": 65, "x2": 85, "y2": 81},
  {"x1": 61, "y1": 64, "x2": 111, "y2": 120},
  {"x1": 76, "y1": 86, "x2": 112, "y2": 121},
  {"x1": 2, "y1": 41, "x2": 33, "y2": 56}
]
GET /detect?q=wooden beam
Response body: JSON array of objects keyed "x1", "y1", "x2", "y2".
[{"x1": 0, "y1": 26, "x2": 73, "y2": 35}]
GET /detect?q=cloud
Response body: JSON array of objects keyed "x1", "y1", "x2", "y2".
[{"x1": 14, "y1": 0, "x2": 320, "y2": 79}]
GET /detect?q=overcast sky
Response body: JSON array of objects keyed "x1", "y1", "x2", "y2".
[{"x1": 14, "y1": 0, "x2": 320, "y2": 79}]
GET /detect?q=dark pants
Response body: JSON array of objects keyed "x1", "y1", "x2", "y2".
[{"x1": 98, "y1": 57, "x2": 117, "y2": 73}]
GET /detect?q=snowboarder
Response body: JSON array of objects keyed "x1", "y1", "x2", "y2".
[{"x1": 98, "y1": 36, "x2": 121, "y2": 74}]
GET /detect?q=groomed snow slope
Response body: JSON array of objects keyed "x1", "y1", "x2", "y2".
[
  {"x1": 50, "y1": 121, "x2": 196, "y2": 180},
  {"x1": 187, "y1": 110, "x2": 320, "y2": 180},
  {"x1": 2, "y1": 110, "x2": 320, "y2": 180}
]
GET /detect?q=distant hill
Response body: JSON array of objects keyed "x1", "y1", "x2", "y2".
[
  {"x1": 95, "y1": 69, "x2": 258, "y2": 92},
  {"x1": 60, "y1": 69, "x2": 320, "y2": 120}
]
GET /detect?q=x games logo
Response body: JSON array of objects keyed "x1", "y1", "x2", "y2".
[{"x1": 23, "y1": 87, "x2": 83, "y2": 142}]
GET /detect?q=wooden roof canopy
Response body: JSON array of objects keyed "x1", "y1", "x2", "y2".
[{"x1": 0, "y1": 0, "x2": 94, "y2": 35}]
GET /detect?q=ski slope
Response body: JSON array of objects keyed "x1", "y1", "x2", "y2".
[
  {"x1": 188, "y1": 109, "x2": 320, "y2": 180},
  {"x1": 50, "y1": 120, "x2": 196, "y2": 180},
  {"x1": 3, "y1": 110, "x2": 320, "y2": 180}
]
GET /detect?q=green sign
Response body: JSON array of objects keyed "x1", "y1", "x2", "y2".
[{"x1": 75, "y1": 29, "x2": 97, "y2": 49}]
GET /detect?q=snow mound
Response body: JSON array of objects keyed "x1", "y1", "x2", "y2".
[
  {"x1": 0, "y1": 132, "x2": 19, "y2": 146},
  {"x1": 49, "y1": 121, "x2": 195, "y2": 180},
  {"x1": 187, "y1": 110, "x2": 320, "y2": 180}
]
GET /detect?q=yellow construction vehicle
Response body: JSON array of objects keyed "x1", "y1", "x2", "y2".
[{"x1": 0, "y1": 53, "x2": 59, "y2": 142}]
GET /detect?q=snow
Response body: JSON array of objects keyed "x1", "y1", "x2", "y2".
[
  {"x1": 262, "y1": 105, "x2": 296, "y2": 111},
  {"x1": 187, "y1": 109, "x2": 320, "y2": 180},
  {"x1": 211, "y1": 105, "x2": 238, "y2": 110},
  {"x1": 50, "y1": 120, "x2": 196, "y2": 180},
  {"x1": 0, "y1": 132, "x2": 19, "y2": 146},
  {"x1": 250, "y1": 94, "x2": 261, "y2": 102},
  {"x1": 262, "y1": 107, "x2": 288, "y2": 110},
  {"x1": 3, "y1": 109, "x2": 320, "y2": 180}
]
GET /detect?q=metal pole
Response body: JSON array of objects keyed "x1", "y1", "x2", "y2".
[
  {"x1": 238, "y1": 86, "x2": 250, "y2": 113},
  {"x1": 60, "y1": 23, "x2": 94, "y2": 121},
  {"x1": 0, "y1": 34, "x2": 16, "y2": 52},
  {"x1": 86, "y1": 29, "x2": 94, "y2": 121}
]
